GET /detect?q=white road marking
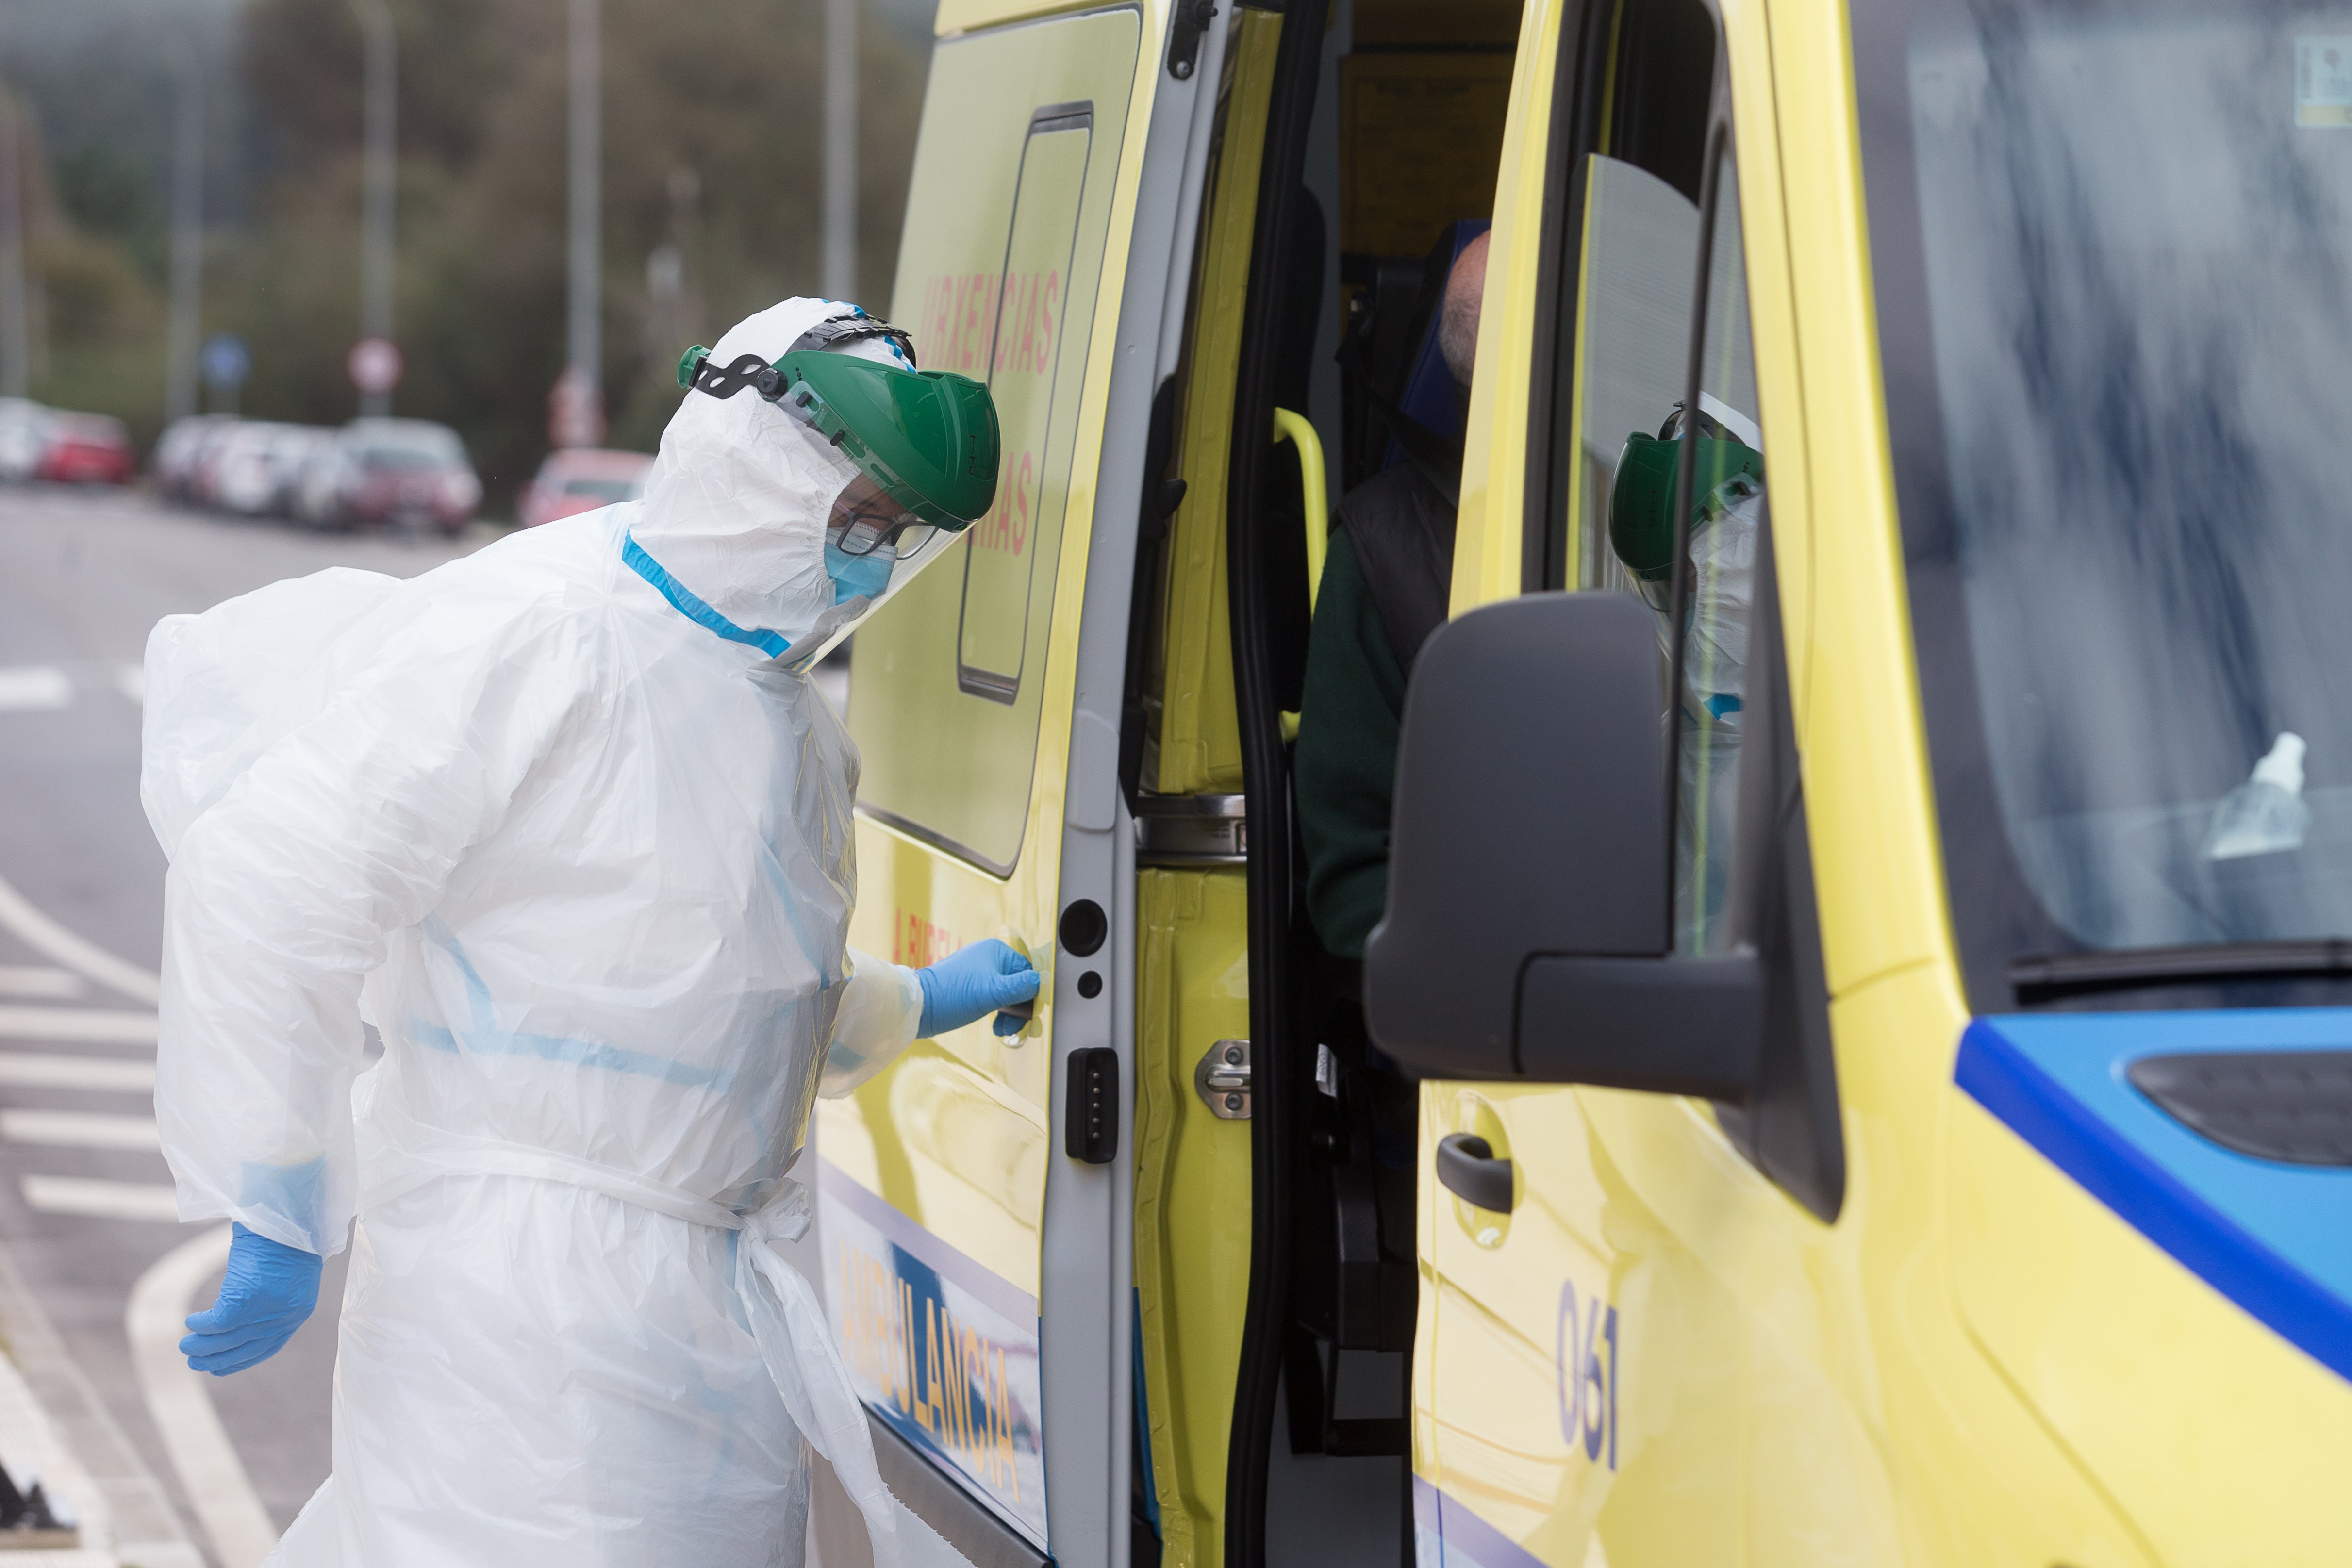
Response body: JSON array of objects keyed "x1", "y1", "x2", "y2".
[
  {"x1": 128, "y1": 1225, "x2": 280, "y2": 1568},
  {"x1": 0, "y1": 666, "x2": 70, "y2": 711},
  {"x1": 0, "y1": 1053, "x2": 156, "y2": 1092},
  {"x1": 0, "y1": 794, "x2": 265, "y2": 1564},
  {"x1": 0, "y1": 868, "x2": 161, "y2": 1005},
  {"x1": 21, "y1": 1175, "x2": 182, "y2": 1222},
  {"x1": 2, "y1": 1109, "x2": 160, "y2": 1151},
  {"x1": 0, "y1": 1005, "x2": 158, "y2": 1044},
  {"x1": 0, "y1": 965, "x2": 83, "y2": 1000},
  {"x1": 115, "y1": 664, "x2": 145, "y2": 704}
]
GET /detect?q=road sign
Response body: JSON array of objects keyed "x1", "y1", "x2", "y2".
[
  {"x1": 348, "y1": 337, "x2": 404, "y2": 396},
  {"x1": 199, "y1": 333, "x2": 250, "y2": 390}
]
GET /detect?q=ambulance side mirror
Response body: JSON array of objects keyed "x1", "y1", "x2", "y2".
[{"x1": 1363, "y1": 593, "x2": 1764, "y2": 1099}]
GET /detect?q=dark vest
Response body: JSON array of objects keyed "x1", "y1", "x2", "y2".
[{"x1": 1337, "y1": 461, "x2": 1457, "y2": 681}]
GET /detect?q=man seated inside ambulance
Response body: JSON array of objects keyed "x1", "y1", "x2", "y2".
[
  {"x1": 1295, "y1": 232, "x2": 1488, "y2": 963},
  {"x1": 1607, "y1": 395, "x2": 1766, "y2": 953}
]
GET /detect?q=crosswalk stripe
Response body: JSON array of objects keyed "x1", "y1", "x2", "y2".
[
  {"x1": 1, "y1": 1109, "x2": 160, "y2": 1150},
  {"x1": 21, "y1": 1175, "x2": 182, "y2": 1222},
  {"x1": 0, "y1": 1006, "x2": 159, "y2": 1044},
  {"x1": 0, "y1": 667, "x2": 70, "y2": 712},
  {"x1": 0, "y1": 866, "x2": 162, "y2": 1005},
  {"x1": 0, "y1": 966, "x2": 83, "y2": 1001},
  {"x1": 0, "y1": 1053, "x2": 156, "y2": 1091}
]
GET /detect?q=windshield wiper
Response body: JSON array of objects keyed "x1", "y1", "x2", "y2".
[{"x1": 2011, "y1": 941, "x2": 2352, "y2": 1003}]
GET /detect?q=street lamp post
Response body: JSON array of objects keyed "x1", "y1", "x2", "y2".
[
  {"x1": 557, "y1": 0, "x2": 602, "y2": 448},
  {"x1": 0, "y1": 93, "x2": 30, "y2": 403},
  {"x1": 823, "y1": 0, "x2": 856, "y2": 302},
  {"x1": 351, "y1": 0, "x2": 397, "y2": 417},
  {"x1": 164, "y1": 55, "x2": 204, "y2": 424}
]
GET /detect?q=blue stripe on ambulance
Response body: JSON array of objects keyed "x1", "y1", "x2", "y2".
[{"x1": 1957, "y1": 1010, "x2": 2352, "y2": 1382}]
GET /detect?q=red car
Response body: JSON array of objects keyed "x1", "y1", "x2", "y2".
[
  {"x1": 38, "y1": 413, "x2": 133, "y2": 484},
  {"x1": 295, "y1": 418, "x2": 481, "y2": 535},
  {"x1": 518, "y1": 447, "x2": 653, "y2": 528}
]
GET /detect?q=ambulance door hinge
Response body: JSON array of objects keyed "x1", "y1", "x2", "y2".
[
  {"x1": 1197, "y1": 1039, "x2": 1251, "y2": 1119},
  {"x1": 1166, "y1": 0, "x2": 1216, "y2": 80}
]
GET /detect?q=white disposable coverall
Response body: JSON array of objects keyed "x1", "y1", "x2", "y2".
[{"x1": 144, "y1": 298, "x2": 930, "y2": 1566}]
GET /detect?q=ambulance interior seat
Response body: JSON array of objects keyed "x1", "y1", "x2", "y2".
[
  {"x1": 1283, "y1": 217, "x2": 1492, "y2": 1467},
  {"x1": 1213, "y1": 6, "x2": 1524, "y2": 1565},
  {"x1": 1337, "y1": 217, "x2": 1489, "y2": 493},
  {"x1": 1276, "y1": 19, "x2": 1515, "y2": 1538}
]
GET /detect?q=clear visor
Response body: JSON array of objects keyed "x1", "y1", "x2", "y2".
[{"x1": 826, "y1": 471, "x2": 938, "y2": 561}]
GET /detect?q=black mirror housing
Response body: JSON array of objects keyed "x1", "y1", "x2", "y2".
[{"x1": 1364, "y1": 592, "x2": 1763, "y2": 1099}]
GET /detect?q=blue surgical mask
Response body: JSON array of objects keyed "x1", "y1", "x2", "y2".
[{"x1": 824, "y1": 539, "x2": 894, "y2": 605}]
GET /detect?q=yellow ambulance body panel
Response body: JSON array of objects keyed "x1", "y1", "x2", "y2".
[
  {"x1": 1424, "y1": 0, "x2": 2352, "y2": 1565},
  {"x1": 815, "y1": 0, "x2": 2352, "y2": 1565}
]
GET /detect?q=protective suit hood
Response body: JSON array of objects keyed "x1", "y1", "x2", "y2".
[{"x1": 630, "y1": 296, "x2": 918, "y2": 662}]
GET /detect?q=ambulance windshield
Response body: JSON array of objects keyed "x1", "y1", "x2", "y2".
[{"x1": 1861, "y1": 0, "x2": 2352, "y2": 1005}]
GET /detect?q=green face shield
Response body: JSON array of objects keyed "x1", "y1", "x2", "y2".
[
  {"x1": 678, "y1": 327, "x2": 1001, "y2": 560},
  {"x1": 1608, "y1": 421, "x2": 1765, "y2": 599}
]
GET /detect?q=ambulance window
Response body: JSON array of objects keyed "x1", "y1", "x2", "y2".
[
  {"x1": 956, "y1": 108, "x2": 1093, "y2": 703},
  {"x1": 1552, "y1": 0, "x2": 1765, "y2": 953},
  {"x1": 845, "y1": 12, "x2": 1139, "y2": 875},
  {"x1": 1678, "y1": 146, "x2": 1763, "y2": 955}
]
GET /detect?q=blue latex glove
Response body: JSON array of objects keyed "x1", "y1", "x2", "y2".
[
  {"x1": 182, "y1": 1222, "x2": 323, "y2": 1376},
  {"x1": 917, "y1": 939, "x2": 1042, "y2": 1038}
]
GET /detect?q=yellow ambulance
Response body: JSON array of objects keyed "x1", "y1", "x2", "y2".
[{"x1": 809, "y1": 0, "x2": 2352, "y2": 1564}]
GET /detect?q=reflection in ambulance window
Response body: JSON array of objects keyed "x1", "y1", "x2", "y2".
[
  {"x1": 958, "y1": 109, "x2": 1091, "y2": 703},
  {"x1": 1574, "y1": 147, "x2": 1766, "y2": 955}
]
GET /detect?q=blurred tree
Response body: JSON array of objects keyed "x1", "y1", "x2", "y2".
[
  {"x1": 223, "y1": 0, "x2": 929, "y2": 512},
  {"x1": 53, "y1": 142, "x2": 169, "y2": 283},
  {"x1": 0, "y1": 85, "x2": 170, "y2": 437}
]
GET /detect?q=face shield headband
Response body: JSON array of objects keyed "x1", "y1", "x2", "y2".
[{"x1": 677, "y1": 312, "x2": 1001, "y2": 567}]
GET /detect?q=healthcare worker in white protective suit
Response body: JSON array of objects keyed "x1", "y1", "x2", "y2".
[
  {"x1": 1607, "y1": 392, "x2": 1764, "y2": 953},
  {"x1": 140, "y1": 297, "x2": 1035, "y2": 1567}
]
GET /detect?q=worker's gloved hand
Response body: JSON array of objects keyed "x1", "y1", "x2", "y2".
[
  {"x1": 916, "y1": 940, "x2": 1042, "y2": 1038},
  {"x1": 181, "y1": 1222, "x2": 323, "y2": 1376}
]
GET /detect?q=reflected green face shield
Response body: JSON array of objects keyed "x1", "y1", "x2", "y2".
[
  {"x1": 1608, "y1": 432, "x2": 1766, "y2": 585},
  {"x1": 678, "y1": 338, "x2": 1002, "y2": 550}
]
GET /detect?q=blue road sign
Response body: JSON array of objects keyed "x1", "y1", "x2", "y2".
[{"x1": 200, "y1": 333, "x2": 250, "y2": 390}]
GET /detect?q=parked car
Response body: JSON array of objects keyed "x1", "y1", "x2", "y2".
[
  {"x1": 37, "y1": 412, "x2": 134, "y2": 485},
  {"x1": 187, "y1": 420, "x2": 251, "y2": 508},
  {"x1": 296, "y1": 418, "x2": 480, "y2": 534},
  {"x1": 0, "y1": 398, "x2": 51, "y2": 482},
  {"x1": 516, "y1": 447, "x2": 653, "y2": 528},
  {"x1": 153, "y1": 413, "x2": 232, "y2": 502},
  {"x1": 211, "y1": 422, "x2": 330, "y2": 516}
]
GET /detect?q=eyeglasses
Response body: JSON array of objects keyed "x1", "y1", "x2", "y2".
[{"x1": 828, "y1": 472, "x2": 937, "y2": 560}]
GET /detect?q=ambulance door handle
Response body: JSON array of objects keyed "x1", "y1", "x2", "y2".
[
  {"x1": 1274, "y1": 408, "x2": 1329, "y2": 743},
  {"x1": 1435, "y1": 1133, "x2": 1515, "y2": 1213},
  {"x1": 1271, "y1": 408, "x2": 1329, "y2": 610}
]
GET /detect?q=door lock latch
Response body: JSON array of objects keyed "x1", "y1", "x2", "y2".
[{"x1": 1196, "y1": 1039, "x2": 1251, "y2": 1120}]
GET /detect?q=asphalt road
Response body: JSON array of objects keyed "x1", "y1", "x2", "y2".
[{"x1": 0, "y1": 484, "x2": 488, "y2": 1558}]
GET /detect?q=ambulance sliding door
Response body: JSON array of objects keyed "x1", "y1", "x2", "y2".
[{"x1": 824, "y1": 9, "x2": 1140, "y2": 1563}]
